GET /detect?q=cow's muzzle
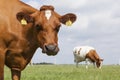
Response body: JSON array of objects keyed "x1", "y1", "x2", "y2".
[{"x1": 42, "y1": 44, "x2": 59, "y2": 56}]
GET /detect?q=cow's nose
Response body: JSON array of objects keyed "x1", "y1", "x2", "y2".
[
  {"x1": 43, "y1": 44, "x2": 59, "y2": 55},
  {"x1": 45, "y1": 44, "x2": 56, "y2": 51}
]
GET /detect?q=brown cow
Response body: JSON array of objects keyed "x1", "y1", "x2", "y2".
[{"x1": 0, "y1": 0, "x2": 77, "y2": 80}]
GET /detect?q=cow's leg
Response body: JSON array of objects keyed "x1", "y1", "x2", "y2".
[
  {"x1": 0, "y1": 53, "x2": 5, "y2": 80},
  {"x1": 93, "y1": 62, "x2": 96, "y2": 68},
  {"x1": 11, "y1": 69, "x2": 21, "y2": 80},
  {"x1": 85, "y1": 60, "x2": 88, "y2": 69},
  {"x1": 0, "y1": 47, "x2": 6, "y2": 80},
  {"x1": 76, "y1": 62, "x2": 79, "y2": 68}
]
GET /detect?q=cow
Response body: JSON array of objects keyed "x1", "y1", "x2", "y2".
[
  {"x1": 0, "y1": 0, "x2": 77, "y2": 80},
  {"x1": 73, "y1": 46, "x2": 103, "y2": 69}
]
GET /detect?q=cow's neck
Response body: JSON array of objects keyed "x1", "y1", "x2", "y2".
[
  {"x1": 21, "y1": 24, "x2": 37, "y2": 44},
  {"x1": 21, "y1": 25, "x2": 38, "y2": 46}
]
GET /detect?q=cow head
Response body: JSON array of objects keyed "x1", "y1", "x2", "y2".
[
  {"x1": 96, "y1": 58, "x2": 104, "y2": 69},
  {"x1": 16, "y1": 5, "x2": 76, "y2": 56}
]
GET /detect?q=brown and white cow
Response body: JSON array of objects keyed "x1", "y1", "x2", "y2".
[
  {"x1": 0, "y1": 0, "x2": 77, "y2": 80},
  {"x1": 73, "y1": 46, "x2": 103, "y2": 69}
]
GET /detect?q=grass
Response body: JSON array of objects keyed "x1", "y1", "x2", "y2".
[{"x1": 4, "y1": 64, "x2": 120, "y2": 80}]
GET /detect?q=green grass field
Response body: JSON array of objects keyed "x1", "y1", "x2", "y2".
[{"x1": 4, "y1": 65, "x2": 120, "y2": 80}]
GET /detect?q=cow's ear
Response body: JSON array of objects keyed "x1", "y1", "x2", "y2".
[
  {"x1": 60, "y1": 13, "x2": 76, "y2": 26},
  {"x1": 16, "y1": 12, "x2": 34, "y2": 25}
]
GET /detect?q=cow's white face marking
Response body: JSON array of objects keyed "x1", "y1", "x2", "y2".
[{"x1": 45, "y1": 10, "x2": 52, "y2": 20}]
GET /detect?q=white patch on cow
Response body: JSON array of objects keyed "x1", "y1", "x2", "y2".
[
  {"x1": 45, "y1": 10, "x2": 52, "y2": 20},
  {"x1": 73, "y1": 46, "x2": 95, "y2": 62},
  {"x1": 80, "y1": 46, "x2": 95, "y2": 57}
]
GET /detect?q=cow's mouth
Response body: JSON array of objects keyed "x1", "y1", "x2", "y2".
[{"x1": 42, "y1": 44, "x2": 59, "y2": 56}]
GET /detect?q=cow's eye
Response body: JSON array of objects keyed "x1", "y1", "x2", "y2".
[{"x1": 36, "y1": 24, "x2": 43, "y2": 31}]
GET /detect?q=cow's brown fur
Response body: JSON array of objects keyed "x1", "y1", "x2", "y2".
[
  {"x1": 86, "y1": 50, "x2": 103, "y2": 68},
  {"x1": 78, "y1": 48, "x2": 81, "y2": 55},
  {"x1": 0, "y1": 0, "x2": 76, "y2": 80}
]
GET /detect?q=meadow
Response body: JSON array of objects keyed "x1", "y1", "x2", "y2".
[{"x1": 4, "y1": 64, "x2": 120, "y2": 80}]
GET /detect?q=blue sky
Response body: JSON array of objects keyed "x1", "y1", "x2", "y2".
[{"x1": 21, "y1": 0, "x2": 120, "y2": 65}]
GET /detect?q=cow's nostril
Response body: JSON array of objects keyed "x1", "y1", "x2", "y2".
[
  {"x1": 43, "y1": 44, "x2": 59, "y2": 55},
  {"x1": 45, "y1": 45, "x2": 56, "y2": 51}
]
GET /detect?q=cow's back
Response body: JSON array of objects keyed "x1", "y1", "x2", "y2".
[
  {"x1": 80, "y1": 46, "x2": 95, "y2": 57},
  {"x1": 73, "y1": 46, "x2": 95, "y2": 60}
]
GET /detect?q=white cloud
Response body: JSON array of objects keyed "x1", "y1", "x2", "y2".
[
  {"x1": 73, "y1": 14, "x2": 89, "y2": 30},
  {"x1": 43, "y1": 0, "x2": 87, "y2": 9}
]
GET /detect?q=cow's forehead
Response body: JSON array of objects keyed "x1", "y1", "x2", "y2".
[
  {"x1": 39, "y1": 5, "x2": 58, "y2": 20},
  {"x1": 33, "y1": 10, "x2": 60, "y2": 25},
  {"x1": 45, "y1": 10, "x2": 52, "y2": 20},
  {"x1": 40, "y1": 5, "x2": 54, "y2": 11}
]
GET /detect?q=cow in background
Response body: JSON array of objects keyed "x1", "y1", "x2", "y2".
[
  {"x1": 0, "y1": 0, "x2": 77, "y2": 80},
  {"x1": 73, "y1": 46, "x2": 103, "y2": 69}
]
